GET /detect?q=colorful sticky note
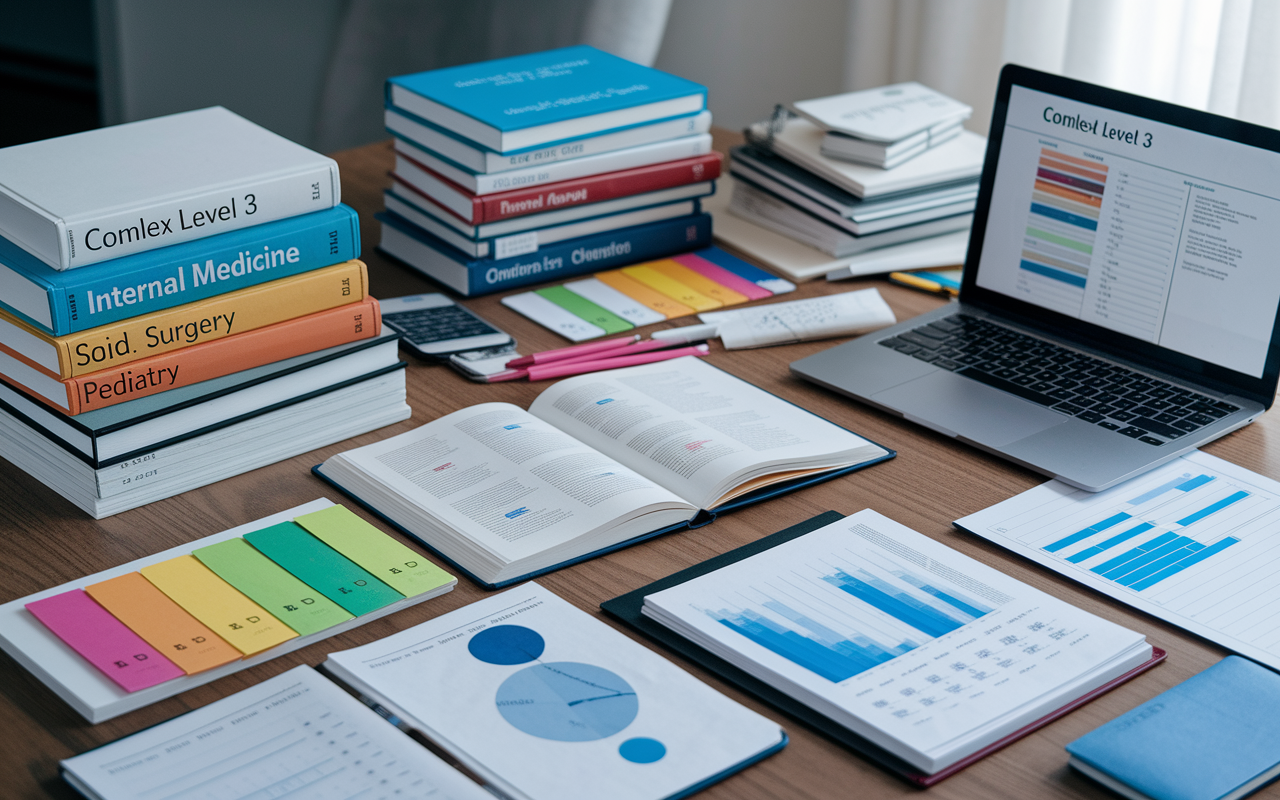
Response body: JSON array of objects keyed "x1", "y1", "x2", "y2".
[
  {"x1": 243, "y1": 522, "x2": 403, "y2": 616},
  {"x1": 293, "y1": 505, "x2": 454, "y2": 599},
  {"x1": 688, "y1": 247, "x2": 796, "y2": 294},
  {"x1": 140, "y1": 556, "x2": 297, "y2": 656},
  {"x1": 596, "y1": 270, "x2": 696, "y2": 318},
  {"x1": 535, "y1": 286, "x2": 634, "y2": 334},
  {"x1": 671, "y1": 253, "x2": 773, "y2": 300},
  {"x1": 563, "y1": 278, "x2": 666, "y2": 326},
  {"x1": 26, "y1": 589, "x2": 185, "y2": 692},
  {"x1": 194, "y1": 539, "x2": 354, "y2": 637},
  {"x1": 85, "y1": 573, "x2": 241, "y2": 675},
  {"x1": 646, "y1": 259, "x2": 749, "y2": 305},
  {"x1": 621, "y1": 265, "x2": 723, "y2": 312}
]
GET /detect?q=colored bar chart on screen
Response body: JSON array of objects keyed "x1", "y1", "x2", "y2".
[
  {"x1": 955, "y1": 450, "x2": 1280, "y2": 673},
  {"x1": 1018, "y1": 148, "x2": 1105, "y2": 313},
  {"x1": 705, "y1": 557, "x2": 992, "y2": 683}
]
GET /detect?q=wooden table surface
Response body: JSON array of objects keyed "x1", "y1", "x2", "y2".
[{"x1": 3, "y1": 131, "x2": 1278, "y2": 799}]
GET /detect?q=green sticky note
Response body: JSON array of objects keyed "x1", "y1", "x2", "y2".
[
  {"x1": 193, "y1": 538, "x2": 354, "y2": 636},
  {"x1": 243, "y1": 522, "x2": 403, "y2": 616},
  {"x1": 293, "y1": 505, "x2": 454, "y2": 598},
  {"x1": 535, "y1": 286, "x2": 634, "y2": 334}
]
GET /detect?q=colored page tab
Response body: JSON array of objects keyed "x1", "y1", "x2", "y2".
[
  {"x1": 595, "y1": 270, "x2": 696, "y2": 319},
  {"x1": 26, "y1": 590, "x2": 184, "y2": 692},
  {"x1": 564, "y1": 278, "x2": 666, "y2": 326},
  {"x1": 535, "y1": 286, "x2": 634, "y2": 334},
  {"x1": 671, "y1": 252, "x2": 773, "y2": 300},
  {"x1": 501, "y1": 292, "x2": 607, "y2": 342},
  {"x1": 193, "y1": 539, "x2": 353, "y2": 637},
  {"x1": 85, "y1": 573, "x2": 241, "y2": 675},
  {"x1": 140, "y1": 556, "x2": 297, "y2": 656},
  {"x1": 621, "y1": 265, "x2": 723, "y2": 312},
  {"x1": 244, "y1": 522, "x2": 403, "y2": 616},
  {"x1": 689, "y1": 247, "x2": 796, "y2": 294},
  {"x1": 646, "y1": 259, "x2": 750, "y2": 306},
  {"x1": 293, "y1": 505, "x2": 454, "y2": 598}
]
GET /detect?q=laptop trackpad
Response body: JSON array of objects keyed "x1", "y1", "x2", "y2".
[{"x1": 872, "y1": 371, "x2": 1066, "y2": 446}]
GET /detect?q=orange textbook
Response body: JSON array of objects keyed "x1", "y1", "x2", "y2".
[
  {"x1": 0, "y1": 260, "x2": 368, "y2": 379},
  {"x1": 0, "y1": 297, "x2": 381, "y2": 414}
]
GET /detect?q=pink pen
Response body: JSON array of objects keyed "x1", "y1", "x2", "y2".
[
  {"x1": 547, "y1": 338, "x2": 680, "y2": 366},
  {"x1": 527, "y1": 344, "x2": 710, "y2": 381},
  {"x1": 505, "y1": 334, "x2": 638, "y2": 368}
]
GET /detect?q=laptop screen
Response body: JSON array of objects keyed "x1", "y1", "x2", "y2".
[{"x1": 967, "y1": 69, "x2": 1280, "y2": 395}]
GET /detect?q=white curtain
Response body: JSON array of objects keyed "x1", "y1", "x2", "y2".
[{"x1": 846, "y1": 0, "x2": 1280, "y2": 134}]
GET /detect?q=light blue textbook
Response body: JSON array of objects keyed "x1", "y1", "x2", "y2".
[
  {"x1": 1068, "y1": 656, "x2": 1280, "y2": 800},
  {"x1": 386, "y1": 45, "x2": 705, "y2": 153}
]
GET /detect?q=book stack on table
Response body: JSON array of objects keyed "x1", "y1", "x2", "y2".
[
  {"x1": 0, "y1": 107, "x2": 411, "y2": 518},
  {"x1": 377, "y1": 45, "x2": 719, "y2": 296},
  {"x1": 728, "y1": 83, "x2": 984, "y2": 261}
]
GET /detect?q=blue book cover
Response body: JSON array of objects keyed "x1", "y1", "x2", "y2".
[
  {"x1": 0, "y1": 205, "x2": 361, "y2": 336},
  {"x1": 378, "y1": 210, "x2": 712, "y2": 296},
  {"x1": 1067, "y1": 656, "x2": 1280, "y2": 800},
  {"x1": 386, "y1": 45, "x2": 706, "y2": 152}
]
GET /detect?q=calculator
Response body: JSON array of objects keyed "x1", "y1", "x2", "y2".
[{"x1": 380, "y1": 294, "x2": 513, "y2": 359}]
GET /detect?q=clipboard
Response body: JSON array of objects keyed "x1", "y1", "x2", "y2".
[{"x1": 601, "y1": 511, "x2": 1168, "y2": 786}]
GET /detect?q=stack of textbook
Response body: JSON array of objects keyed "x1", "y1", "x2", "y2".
[
  {"x1": 0, "y1": 107, "x2": 411, "y2": 518},
  {"x1": 728, "y1": 84, "x2": 985, "y2": 260},
  {"x1": 379, "y1": 45, "x2": 718, "y2": 296}
]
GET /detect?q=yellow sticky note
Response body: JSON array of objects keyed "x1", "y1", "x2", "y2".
[
  {"x1": 140, "y1": 555, "x2": 297, "y2": 656},
  {"x1": 621, "y1": 265, "x2": 723, "y2": 312},
  {"x1": 645, "y1": 259, "x2": 749, "y2": 306},
  {"x1": 595, "y1": 271, "x2": 696, "y2": 319}
]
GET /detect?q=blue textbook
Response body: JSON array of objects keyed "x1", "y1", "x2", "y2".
[
  {"x1": 0, "y1": 205, "x2": 361, "y2": 336},
  {"x1": 1067, "y1": 656, "x2": 1280, "y2": 800},
  {"x1": 386, "y1": 45, "x2": 706, "y2": 153}
]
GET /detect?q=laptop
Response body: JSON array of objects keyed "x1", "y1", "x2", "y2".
[{"x1": 792, "y1": 64, "x2": 1280, "y2": 491}]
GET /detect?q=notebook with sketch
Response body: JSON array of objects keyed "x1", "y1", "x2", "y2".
[{"x1": 792, "y1": 64, "x2": 1280, "y2": 491}]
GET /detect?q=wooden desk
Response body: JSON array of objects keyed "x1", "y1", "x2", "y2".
[{"x1": 3, "y1": 132, "x2": 1278, "y2": 800}]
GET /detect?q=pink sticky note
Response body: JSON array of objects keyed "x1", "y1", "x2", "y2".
[
  {"x1": 672, "y1": 253, "x2": 774, "y2": 300},
  {"x1": 26, "y1": 589, "x2": 185, "y2": 692}
]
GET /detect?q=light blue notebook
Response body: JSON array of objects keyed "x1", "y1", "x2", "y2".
[
  {"x1": 1067, "y1": 656, "x2": 1280, "y2": 800},
  {"x1": 386, "y1": 45, "x2": 706, "y2": 152}
]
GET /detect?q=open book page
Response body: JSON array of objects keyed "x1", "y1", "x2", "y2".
[
  {"x1": 60, "y1": 665, "x2": 492, "y2": 800},
  {"x1": 642, "y1": 509, "x2": 1151, "y2": 774},
  {"x1": 528, "y1": 357, "x2": 888, "y2": 509},
  {"x1": 321, "y1": 403, "x2": 696, "y2": 573},
  {"x1": 324, "y1": 584, "x2": 784, "y2": 800}
]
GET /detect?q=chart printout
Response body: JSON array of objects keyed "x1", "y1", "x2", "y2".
[
  {"x1": 975, "y1": 85, "x2": 1280, "y2": 379},
  {"x1": 642, "y1": 509, "x2": 1148, "y2": 770},
  {"x1": 59, "y1": 665, "x2": 491, "y2": 800},
  {"x1": 955, "y1": 450, "x2": 1280, "y2": 671}
]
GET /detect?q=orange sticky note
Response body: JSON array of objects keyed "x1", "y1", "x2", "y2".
[
  {"x1": 86, "y1": 572, "x2": 241, "y2": 675},
  {"x1": 621, "y1": 265, "x2": 723, "y2": 312},
  {"x1": 140, "y1": 555, "x2": 297, "y2": 656},
  {"x1": 645, "y1": 259, "x2": 749, "y2": 306},
  {"x1": 595, "y1": 270, "x2": 696, "y2": 319}
]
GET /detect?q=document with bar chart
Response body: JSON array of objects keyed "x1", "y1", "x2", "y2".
[
  {"x1": 955, "y1": 450, "x2": 1280, "y2": 669},
  {"x1": 641, "y1": 509, "x2": 1152, "y2": 774}
]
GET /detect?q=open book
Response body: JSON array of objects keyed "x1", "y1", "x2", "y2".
[
  {"x1": 607, "y1": 509, "x2": 1164, "y2": 783},
  {"x1": 314, "y1": 357, "x2": 891, "y2": 587}
]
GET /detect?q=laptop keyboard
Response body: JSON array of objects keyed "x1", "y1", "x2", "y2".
[{"x1": 877, "y1": 314, "x2": 1239, "y2": 446}]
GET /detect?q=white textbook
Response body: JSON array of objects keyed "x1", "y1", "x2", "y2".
[
  {"x1": 641, "y1": 509, "x2": 1155, "y2": 776},
  {"x1": 0, "y1": 107, "x2": 340, "y2": 270},
  {"x1": 791, "y1": 83, "x2": 972, "y2": 143},
  {"x1": 324, "y1": 583, "x2": 786, "y2": 800},
  {"x1": 314, "y1": 357, "x2": 890, "y2": 586}
]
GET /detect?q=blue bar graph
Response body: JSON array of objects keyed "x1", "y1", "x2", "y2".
[
  {"x1": 821, "y1": 570, "x2": 981, "y2": 638},
  {"x1": 895, "y1": 573, "x2": 993, "y2": 619},
  {"x1": 1112, "y1": 536, "x2": 1195, "y2": 585},
  {"x1": 1091, "y1": 531, "x2": 1178, "y2": 576},
  {"x1": 1045, "y1": 512, "x2": 1132, "y2": 552},
  {"x1": 714, "y1": 609, "x2": 905, "y2": 682},
  {"x1": 1176, "y1": 491, "x2": 1249, "y2": 526},
  {"x1": 1176, "y1": 474, "x2": 1214, "y2": 492},
  {"x1": 1066, "y1": 522, "x2": 1155, "y2": 563},
  {"x1": 1129, "y1": 537, "x2": 1240, "y2": 591},
  {"x1": 1129, "y1": 476, "x2": 1193, "y2": 505},
  {"x1": 1115, "y1": 541, "x2": 1204, "y2": 587}
]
